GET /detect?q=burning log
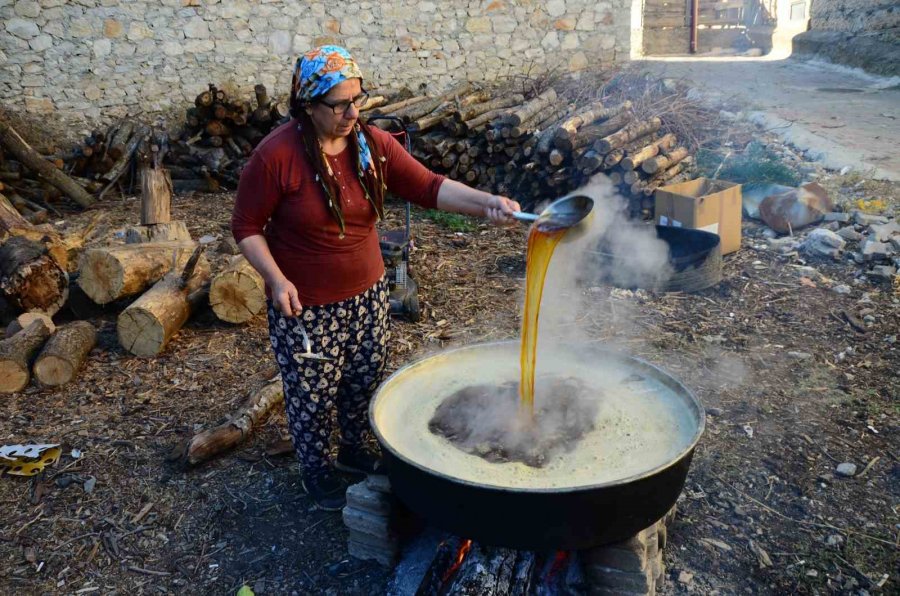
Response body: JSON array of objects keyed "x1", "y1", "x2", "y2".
[
  {"x1": 0, "y1": 319, "x2": 52, "y2": 393},
  {"x1": 117, "y1": 244, "x2": 210, "y2": 357},
  {"x1": 0, "y1": 121, "x2": 94, "y2": 208},
  {"x1": 33, "y1": 320, "x2": 96, "y2": 387},
  {"x1": 177, "y1": 374, "x2": 283, "y2": 465},
  {"x1": 77, "y1": 241, "x2": 201, "y2": 305},
  {"x1": 208, "y1": 255, "x2": 266, "y2": 324}
]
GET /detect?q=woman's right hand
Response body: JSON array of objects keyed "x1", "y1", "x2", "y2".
[{"x1": 270, "y1": 276, "x2": 303, "y2": 316}]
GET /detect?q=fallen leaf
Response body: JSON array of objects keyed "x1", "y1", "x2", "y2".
[{"x1": 749, "y1": 540, "x2": 773, "y2": 568}]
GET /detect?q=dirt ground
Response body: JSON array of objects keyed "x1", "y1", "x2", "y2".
[{"x1": 1, "y1": 171, "x2": 898, "y2": 596}]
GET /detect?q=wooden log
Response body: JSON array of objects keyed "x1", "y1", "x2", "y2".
[
  {"x1": 368, "y1": 95, "x2": 428, "y2": 116},
  {"x1": 107, "y1": 120, "x2": 134, "y2": 161},
  {"x1": 459, "y1": 94, "x2": 525, "y2": 123},
  {"x1": 0, "y1": 235, "x2": 68, "y2": 315},
  {"x1": 139, "y1": 166, "x2": 173, "y2": 225},
  {"x1": 5, "y1": 311, "x2": 55, "y2": 338},
  {"x1": 33, "y1": 321, "x2": 96, "y2": 387},
  {"x1": 179, "y1": 374, "x2": 283, "y2": 465},
  {"x1": 117, "y1": 245, "x2": 210, "y2": 357},
  {"x1": 98, "y1": 123, "x2": 148, "y2": 186},
  {"x1": 642, "y1": 146, "x2": 690, "y2": 174},
  {"x1": 553, "y1": 100, "x2": 606, "y2": 151},
  {"x1": 209, "y1": 255, "x2": 265, "y2": 324},
  {"x1": 0, "y1": 121, "x2": 94, "y2": 208},
  {"x1": 621, "y1": 133, "x2": 677, "y2": 170},
  {"x1": 595, "y1": 117, "x2": 662, "y2": 153},
  {"x1": 623, "y1": 169, "x2": 642, "y2": 185},
  {"x1": 78, "y1": 241, "x2": 200, "y2": 305},
  {"x1": 0, "y1": 319, "x2": 52, "y2": 393},
  {"x1": 505, "y1": 89, "x2": 557, "y2": 127},
  {"x1": 0, "y1": 190, "x2": 29, "y2": 233}
]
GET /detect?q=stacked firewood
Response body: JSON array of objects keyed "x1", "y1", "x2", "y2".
[{"x1": 364, "y1": 85, "x2": 694, "y2": 218}]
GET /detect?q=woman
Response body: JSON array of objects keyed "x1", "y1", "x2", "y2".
[{"x1": 232, "y1": 46, "x2": 521, "y2": 510}]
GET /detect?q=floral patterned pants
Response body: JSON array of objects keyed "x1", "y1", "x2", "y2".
[{"x1": 267, "y1": 278, "x2": 390, "y2": 480}]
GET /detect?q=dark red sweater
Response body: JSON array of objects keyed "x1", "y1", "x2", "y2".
[{"x1": 231, "y1": 120, "x2": 444, "y2": 306}]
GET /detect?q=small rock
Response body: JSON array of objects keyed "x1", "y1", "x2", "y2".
[
  {"x1": 787, "y1": 351, "x2": 812, "y2": 360},
  {"x1": 677, "y1": 570, "x2": 695, "y2": 584},
  {"x1": 863, "y1": 314, "x2": 876, "y2": 324},
  {"x1": 707, "y1": 407, "x2": 724, "y2": 417},
  {"x1": 890, "y1": 237, "x2": 900, "y2": 252},
  {"x1": 885, "y1": 335, "x2": 897, "y2": 345},
  {"x1": 824, "y1": 221, "x2": 841, "y2": 231},
  {"x1": 869, "y1": 221, "x2": 900, "y2": 242},
  {"x1": 860, "y1": 239, "x2": 893, "y2": 261},
  {"x1": 762, "y1": 227, "x2": 778, "y2": 239},
  {"x1": 826, "y1": 534, "x2": 844, "y2": 547},
  {"x1": 835, "y1": 463, "x2": 857, "y2": 477},
  {"x1": 824, "y1": 212, "x2": 851, "y2": 223},
  {"x1": 832, "y1": 284, "x2": 852, "y2": 295},
  {"x1": 801, "y1": 229, "x2": 845, "y2": 260},
  {"x1": 83, "y1": 476, "x2": 97, "y2": 493},
  {"x1": 868, "y1": 265, "x2": 897, "y2": 280},
  {"x1": 853, "y1": 212, "x2": 889, "y2": 226},
  {"x1": 837, "y1": 227, "x2": 863, "y2": 242},
  {"x1": 840, "y1": 166, "x2": 852, "y2": 176}
]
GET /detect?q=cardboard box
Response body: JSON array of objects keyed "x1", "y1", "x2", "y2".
[{"x1": 654, "y1": 178, "x2": 743, "y2": 255}]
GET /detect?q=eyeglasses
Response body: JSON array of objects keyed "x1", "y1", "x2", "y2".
[{"x1": 317, "y1": 91, "x2": 369, "y2": 115}]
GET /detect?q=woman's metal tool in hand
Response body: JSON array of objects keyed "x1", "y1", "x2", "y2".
[
  {"x1": 295, "y1": 319, "x2": 334, "y2": 362},
  {"x1": 512, "y1": 193, "x2": 594, "y2": 232}
]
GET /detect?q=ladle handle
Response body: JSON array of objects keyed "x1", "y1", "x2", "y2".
[{"x1": 512, "y1": 211, "x2": 539, "y2": 223}]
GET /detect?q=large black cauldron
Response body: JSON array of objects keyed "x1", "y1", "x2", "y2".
[{"x1": 369, "y1": 342, "x2": 704, "y2": 550}]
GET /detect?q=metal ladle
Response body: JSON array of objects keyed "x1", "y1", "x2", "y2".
[
  {"x1": 294, "y1": 319, "x2": 334, "y2": 362},
  {"x1": 512, "y1": 194, "x2": 594, "y2": 232}
]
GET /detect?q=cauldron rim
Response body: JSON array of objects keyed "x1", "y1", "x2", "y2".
[{"x1": 369, "y1": 340, "x2": 705, "y2": 495}]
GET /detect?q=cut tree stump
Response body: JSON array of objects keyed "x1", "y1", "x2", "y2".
[
  {"x1": 117, "y1": 245, "x2": 210, "y2": 357},
  {"x1": 125, "y1": 221, "x2": 192, "y2": 244},
  {"x1": 0, "y1": 319, "x2": 52, "y2": 393},
  {"x1": 209, "y1": 255, "x2": 266, "y2": 324},
  {"x1": 5, "y1": 311, "x2": 55, "y2": 338},
  {"x1": 178, "y1": 374, "x2": 283, "y2": 465},
  {"x1": 33, "y1": 320, "x2": 96, "y2": 386},
  {"x1": 78, "y1": 241, "x2": 200, "y2": 305},
  {"x1": 0, "y1": 235, "x2": 69, "y2": 315}
]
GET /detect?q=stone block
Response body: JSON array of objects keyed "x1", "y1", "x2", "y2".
[
  {"x1": 6, "y1": 18, "x2": 40, "y2": 39},
  {"x1": 555, "y1": 18, "x2": 577, "y2": 30},
  {"x1": 103, "y1": 18, "x2": 123, "y2": 38},
  {"x1": 24, "y1": 96, "x2": 53, "y2": 113},
  {"x1": 346, "y1": 482, "x2": 393, "y2": 516},
  {"x1": 824, "y1": 212, "x2": 851, "y2": 223},
  {"x1": 342, "y1": 506, "x2": 392, "y2": 539},
  {"x1": 365, "y1": 474, "x2": 391, "y2": 494},
  {"x1": 585, "y1": 565, "x2": 654, "y2": 592},
  {"x1": 465, "y1": 17, "x2": 491, "y2": 33},
  {"x1": 28, "y1": 34, "x2": 52, "y2": 52},
  {"x1": 837, "y1": 226, "x2": 863, "y2": 241},
  {"x1": 184, "y1": 17, "x2": 210, "y2": 39},
  {"x1": 870, "y1": 221, "x2": 900, "y2": 242},
  {"x1": 546, "y1": 0, "x2": 566, "y2": 18},
  {"x1": 861, "y1": 239, "x2": 892, "y2": 261},
  {"x1": 348, "y1": 536, "x2": 396, "y2": 566},
  {"x1": 15, "y1": 1, "x2": 41, "y2": 18},
  {"x1": 853, "y1": 211, "x2": 889, "y2": 226}
]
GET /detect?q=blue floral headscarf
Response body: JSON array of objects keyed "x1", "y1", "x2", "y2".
[{"x1": 290, "y1": 45, "x2": 373, "y2": 172}]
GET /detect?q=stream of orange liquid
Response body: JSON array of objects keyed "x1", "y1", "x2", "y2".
[{"x1": 519, "y1": 225, "x2": 565, "y2": 415}]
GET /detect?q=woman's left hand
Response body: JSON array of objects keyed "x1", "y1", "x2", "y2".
[{"x1": 485, "y1": 195, "x2": 521, "y2": 226}]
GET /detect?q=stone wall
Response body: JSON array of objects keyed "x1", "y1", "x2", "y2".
[
  {"x1": 0, "y1": 0, "x2": 630, "y2": 123},
  {"x1": 809, "y1": 0, "x2": 899, "y2": 34},
  {"x1": 794, "y1": 0, "x2": 899, "y2": 77}
]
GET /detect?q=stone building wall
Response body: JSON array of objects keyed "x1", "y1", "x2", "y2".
[
  {"x1": 809, "y1": 0, "x2": 899, "y2": 34},
  {"x1": 0, "y1": 0, "x2": 631, "y2": 123},
  {"x1": 794, "y1": 0, "x2": 899, "y2": 76}
]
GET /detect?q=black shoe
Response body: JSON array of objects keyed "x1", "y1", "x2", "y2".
[
  {"x1": 335, "y1": 445, "x2": 385, "y2": 476},
  {"x1": 301, "y1": 472, "x2": 346, "y2": 511}
]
